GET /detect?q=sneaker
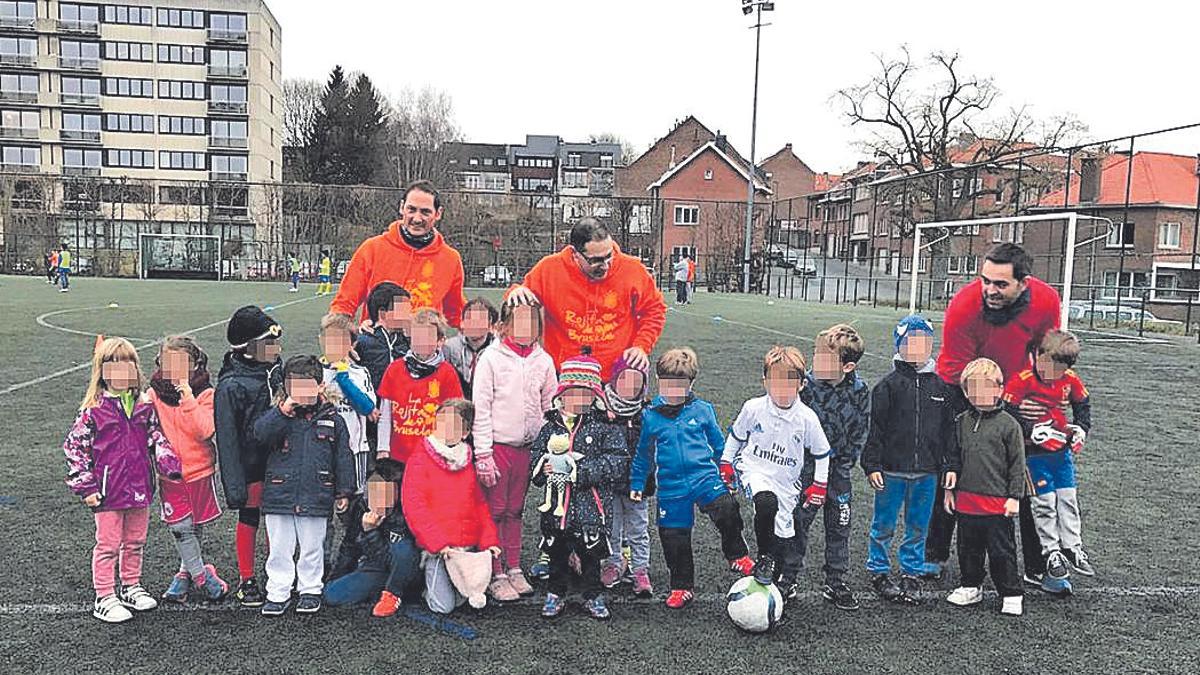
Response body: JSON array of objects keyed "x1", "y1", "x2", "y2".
[
  {"x1": 295, "y1": 594, "x2": 322, "y2": 614},
  {"x1": 898, "y1": 575, "x2": 922, "y2": 606},
  {"x1": 161, "y1": 572, "x2": 191, "y2": 604},
  {"x1": 665, "y1": 589, "x2": 694, "y2": 609},
  {"x1": 261, "y1": 598, "x2": 292, "y2": 616},
  {"x1": 506, "y1": 569, "x2": 535, "y2": 596},
  {"x1": 1045, "y1": 550, "x2": 1071, "y2": 580},
  {"x1": 1040, "y1": 574, "x2": 1073, "y2": 596},
  {"x1": 822, "y1": 581, "x2": 860, "y2": 611},
  {"x1": 195, "y1": 565, "x2": 229, "y2": 602},
  {"x1": 93, "y1": 594, "x2": 133, "y2": 624},
  {"x1": 372, "y1": 590, "x2": 401, "y2": 617},
  {"x1": 919, "y1": 561, "x2": 945, "y2": 582},
  {"x1": 872, "y1": 573, "x2": 902, "y2": 602},
  {"x1": 945, "y1": 586, "x2": 984, "y2": 606},
  {"x1": 778, "y1": 582, "x2": 800, "y2": 603},
  {"x1": 584, "y1": 595, "x2": 611, "y2": 620},
  {"x1": 728, "y1": 555, "x2": 756, "y2": 577},
  {"x1": 59, "y1": 287, "x2": 69, "y2": 293},
  {"x1": 118, "y1": 584, "x2": 158, "y2": 612},
  {"x1": 488, "y1": 575, "x2": 520, "y2": 602},
  {"x1": 1001, "y1": 595, "x2": 1024, "y2": 616},
  {"x1": 530, "y1": 553, "x2": 551, "y2": 581},
  {"x1": 237, "y1": 577, "x2": 265, "y2": 608},
  {"x1": 1022, "y1": 571, "x2": 1044, "y2": 587},
  {"x1": 541, "y1": 592, "x2": 565, "y2": 618},
  {"x1": 631, "y1": 568, "x2": 653, "y2": 598},
  {"x1": 752, "y1": 555, "x2": 776, "y2": 585},
  {"x1": 1065, "y1": 547, "x2": 1096, "y2": 577},
  {"x1": 600, "y1": 561, "x2": 624, "y2": 589}
]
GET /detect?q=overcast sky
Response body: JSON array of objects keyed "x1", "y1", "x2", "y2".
[{"x1": 273, "y1": 0, "x2": 1200, "y2": 173}]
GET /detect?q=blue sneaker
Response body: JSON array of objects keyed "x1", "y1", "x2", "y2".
[
  {"x1": 585, "y1": 595, "x2": 610, "y2": 620},
  {"x1": 261, "y1": 598, "x2": 292, "y2": 616},
  {"x1": 295, "y1": 593, "x2": 322, "y2": 614},
  {"x1": 530, "y1": 552, "x2": 551, "y2": 581},
  {"x1": 161, "y1": 572, "x2": 191, "y2": 604},
  {"x1": 541, "y1": 593, "x2": 565, "y2": 618},
  {"x1": 1041, "y1": 575, "x2": 1072, "y2": 596}
]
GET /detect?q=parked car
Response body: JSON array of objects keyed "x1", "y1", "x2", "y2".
[
  {"x1": 483, "y1": 265, "x2": 512, "y2": 286},
  {"x1": 1067, "y1": 301, "x2": 1182, "y2": 326}
]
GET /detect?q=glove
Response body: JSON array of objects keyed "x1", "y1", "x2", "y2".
[
  {"x1": 1030, "y1": 422, "x2": 1069, "y2": 452},
  {"x1": 1065, "y1": 424, "x2": 1086, "y2": 453},
  {"x1": 718, "y1": 462, "x2": 736, "y2": 487},
  {"x1": 475, "y1": 454, "x2": 500, "y2": 488},
  {"x1": 803, "y1": 481, "x2": 828, "y2": 507}
]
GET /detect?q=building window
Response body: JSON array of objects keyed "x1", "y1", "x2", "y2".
[
  {"x1": 61, "y1": 76, "x2": 101, "y2": 99},
  {"x1": 600, "y1": 154, "x2": 614, "y2": 169},
  {"x1": 103, "y1": 5, "x2": 153, "y2": 25},
  {"x1": 209, "y1": 84, "x2": 248, "y2": 111},
  {"x1": 1, "y1": 108, "x2": 36, "y2": 130},
  {"x1": 158, "y1": 80, "x2": 206, "y2": 100},
  {"x1": 60, "y1": 40, "x2": 101, "y2": 63},
  {"x1": 158, "y1": 115, "x2": 205, "y2": 135},
  {"x1": 516, "y1": 156, "x2": 553, "y2": 168},
  {"x1": 852, "y1": 212, "x2": 869, "y2": 235},
  {"x1": 210, "y1": 49, "x2": 247, "y2": 74},
  {"x1": 159, "y1": 151, "x2": 206, "y2": 170},
  {"x1": 468, "y1": 158, "x2": 479, "y2": 166},
  {"x1": 60, "y1": 3, "x2": 99, "y2": 23},
  {"x1": 704, "y1": 168, "x2": 713, "y2": 180},
  {"x1": 105, "y1": 148, "x2": 154, "y2": 168},
  {"x1": 1158, "y1": 222, "x2": 1181, "y2": 249},
  {"x1": 158, "y1": 44, "x2": 206, "y2": 64},
  {"x1": 0, "y1": 36, "x2": 36, "y2": 60},
  {"x1": 497, "y1": 157, "x2": 507, "y2": 167},
  {"x1": 515, "y1": 177, "x2": 553, "y2": 192},
  {"x1": 1, "y1": 145, "x2": 38, "y2": 166},
  {"x1": 104, "y1": 77, "x2": 153, "y2": 98},
  {"x1": 62, "y1": 111, "x2": 100, "y2": 130},
  {"x1": 1, "y1": 73, "x2": 37, "y2": 96},
  {"x1": 566, "y1": 152, "x2": 580, "y2": 168},
  {"x1": 210, "y1": 119, "x2": 246, "y2": 141},
  {"x1": 0, "y1": 2, "x2": 36, "y2": 25},
  {"x1": 211, "y1": 154, "x2": 247, "y2": 175},
  {"x1": 1102, "y1": 270, "x2": 1150, "y2": 300},
  {"x1": 1105, "y1": 222, "x2": 1135, "y2": 248},
  {"x1": 157, "y1": 8, "x2": 204, "y2": 28},
  {"x1": 991, "y1": 222, "x2": 1024, "y2": 244},
  {"x1": 103, "y1": 113, "x2": 152, "y2": 133},
  {"x1": 562, "y1": 170, "x2": 588, "y2": 189},
  {"x1": 104, "y1": 41, "x2": 154, "y2": 62},
  {"x1": 64, "y1": 147, "x2": 100, "y2": 167},
  {"x1": 674, "y1": 205, "x2": 699, "y2": 226},
  {"x1": 209, "y1": 12, "x2": 247, "y2": 35},
  {"x1": 482, "y1": 157, "x2": 493, "y2": 166}
]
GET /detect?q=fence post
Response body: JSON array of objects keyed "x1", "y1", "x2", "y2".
[
  {"x1": 1138, "y1": 291, "x2": 1147, "y2": 337},
  {"x1": 1185, "y1": 294, "x2": 1193, "y2": 338},
  {"x1": 894, "y1": 277, "x2": 900, "y2": 311},
  {"x1": 854, "y1": 278, "x2": 860, "y2": 305},
  {"x1": 873, "y1": 279, "x2": 879, "y2": 308},
  {"x1": 819, "y1": 276, "x2": 825, "y2": 302}
]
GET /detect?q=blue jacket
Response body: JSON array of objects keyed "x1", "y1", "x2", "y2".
[
  {"x1": 253, "y1": 403, "x2": 357, "y2": 518},
  {"x1": 630, "y1": 395, "x2": 725, "y2": 500}
]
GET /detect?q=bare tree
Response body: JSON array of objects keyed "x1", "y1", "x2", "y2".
[
  {"x1": 383, "y1": 86, "x2": 462, "y2": 188},
  {"x1": 283, "y1": 78, "x2": 323, "y2": 148}
]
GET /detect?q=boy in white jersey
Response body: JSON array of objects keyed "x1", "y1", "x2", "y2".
[{"x1": 720, "y1": 346, "x2": 831, "y2": 598}]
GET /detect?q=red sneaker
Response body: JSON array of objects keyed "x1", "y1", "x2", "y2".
[
  {"x1": 665, "y1": 589, "x2": 694, "y2": 609},
  {"x1": 372, "y1": 590, "x2": 401, "y2": 618},
  {"x1": 729, "y1": 555, "x2": 756, "y2": 576}
]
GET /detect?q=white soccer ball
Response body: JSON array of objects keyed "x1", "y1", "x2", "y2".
[
  {"x1": 767, "y1": 300, "x2": 775, "y2": 306},
  {"x1": 725, "y1": 575, "x2": 784, "y2": 633}
]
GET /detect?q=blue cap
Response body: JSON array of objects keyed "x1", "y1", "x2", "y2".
[{"x1": 894, "y1": 315, "x2": 934, "y2": 352}]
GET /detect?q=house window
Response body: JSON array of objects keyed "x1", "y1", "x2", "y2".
[
  {"x1": 672, "y1": 246, "x2": 696, "y2": 260},
  {"x1": 482, "y1": 157, "x2": 493, "y2": 166},
  {"x1": 600, "y1": 154, "x2": 613, "y2": 168},
  {"x1": 103, "y1": 5, "x2": 153, "y2": 25},
  {"x1": 159, "y1": 150, "x2": 206, "y2": 170},
  {"x1": 468, "y1": 158, "x2": 478, "y2": 166},
  {"x1": 991, "y1": 222, "x2": 1024, "y2": 244},
  {"x1": 1106, "y1": 222, "x2": 1135, "y2": 248},
  {"x1": 1102, "y1": 270, "x2": 1150, "y2": 300},
  {"x1": 1158, "y1": 222, "x2": 1181, "y2": 249},
  {"x1": 947, "y1": 255, "x2": 962, "y2": 274},
  {"x1": 158, "y1": 8, "x2": 205, "y2": 28},
  {"x1": 103, "y1": 77, "x2": 153, "y2": 98},
  {"x1": 158, "y1": 116, "x2": 205, "y2": 135},
  {"x1": 852, "y1": 213, "x2": 869, "y2": 235},
  {"x1": 674, "y1": 205, "x2": 699, "y2": 226},
  {"x1": 704, "y1": 168, "x2": 713, "y2": 181},
  {"x1": 103, "y1": 113, "x2": 152, "y2": 133},
  {"x1": 157, "y1": 44, "x2": 206, "y2": 64},
  {"x1": 562, "y1": 171, "x2": 588, "y2": 189},
  {"x1": 158, "y1": 80, "x2": 206, "y2": 100},
  {"x1": 104, "y1": 41, "x2": 154, "y2": 62},
  {"x1": 566, "y1": 152, "x2": 580, "y2": 167},
  {"x1": 105, "y1": 148, "x2": 154, "y2": 168}
]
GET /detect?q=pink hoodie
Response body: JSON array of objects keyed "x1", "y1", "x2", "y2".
[{"x1": 471, "y1": 339, "x2": 557, "y2": 459}]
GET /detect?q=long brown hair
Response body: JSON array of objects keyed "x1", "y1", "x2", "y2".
[{"x1": 81, "y1": 337, "x2": 142, "y2": 410}]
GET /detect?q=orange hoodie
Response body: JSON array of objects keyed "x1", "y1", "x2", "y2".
[
  {"x1": 330, "y1": 221, "x2": 467, "y2": 327},
  {"x1": 148, "y1": 388, "x2": 217, "y2": 482},
  {"x1": 523, "y1": 245, "x2": 667, "y2": 380}
]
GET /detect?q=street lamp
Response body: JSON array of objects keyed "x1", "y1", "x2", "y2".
[{"x1": 739, "y1": 0, "x2": 774, "y2": 293}]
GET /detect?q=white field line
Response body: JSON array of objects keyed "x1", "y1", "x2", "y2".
[
  {"x1": 667, "y1": 306, "x2": 891, "y2": 362},
  {"x1": 2, "y1": 295, "x2": 321, "y2": 397}
]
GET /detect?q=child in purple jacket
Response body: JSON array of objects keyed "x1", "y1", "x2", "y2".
[{"x1": 64, "y1": 337, "x2": 182, "y2": 624}]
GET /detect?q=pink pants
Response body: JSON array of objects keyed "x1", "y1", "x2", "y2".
[
  {"x1": 92, "y1": 508, "x2": 150, "y2": 598},
  {"x1": 483, "y1": 443, "x2": 532, "y2": 573}
]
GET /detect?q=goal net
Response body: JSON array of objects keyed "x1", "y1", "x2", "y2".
[{"x1": 138, "y1": 233, "x2": 222, "y2": 280}]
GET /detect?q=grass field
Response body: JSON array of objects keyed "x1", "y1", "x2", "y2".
[{"x1": 2, "y1": 273, "x2": 1199, "y2": 674}]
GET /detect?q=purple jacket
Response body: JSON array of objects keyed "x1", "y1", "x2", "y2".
[{"x1": 64, "y1": 394, "x2": 182, "y2": 512}]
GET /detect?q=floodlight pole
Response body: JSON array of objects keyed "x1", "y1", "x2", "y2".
[{"x1": 741, "y1": 1, "x2": 772, "y2": 293}]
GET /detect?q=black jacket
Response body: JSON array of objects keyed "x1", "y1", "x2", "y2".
[
  {"x1": 354, "y1": 328, "x2": 410, "y2": 391},
  {"x1": 530, "y1": 409, "x2": 629, "y2": 536},
  {"x1": 861, "y1": 358, "x2": 960, "y2": 476},
  {"x1": 354, "y1": 506, "x2": 412, "y2": 575},
  {"x1": 253, "y1": 403, "x2": 357, "y2": 518},
  {"x1": 214, "y1": 353, "x2": 282, "y2": 508}
]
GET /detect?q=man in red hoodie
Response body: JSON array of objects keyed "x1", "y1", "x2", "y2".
[
  {"x1": 506, "y1": 218, "x2": 666, "y2": 379},
  {"x1": 927, "y1": 242, "x2": 1062, "y2": 583},
  {"x1": 330, "y1": 181, "x2": 467, "y2": 327}
]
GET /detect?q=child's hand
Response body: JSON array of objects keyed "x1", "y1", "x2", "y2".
[
  {"x1": 943, "y1": 472, "x2": 957, "y2": 490},
  {"x1": 362, "y1": 510, "x2": 383, "y2": 531},
  {"x1": 175, "y1": 379, "x2": 193, "y2": 400},
  {"x1": 943, "y1": 490, "x2": 956, "y2": 514},
  {"x1": 83, "y1": 493, "x2": 101, "y2": 508},
  {"x1": 334, "y1": 497, "x2": 349, "y2": 513},
  {"x1": 803, "y1": 481, "x2": 828, "y2": 507},
  {"x1": 629, "y1": 490, "x2": 643, "y2": 502},
  {"x1": 280, "y1": 398, "x2": 297, "y2": 416},
  {"x1": 488, "y1": 546, "x2": 502, "y2": 558},
  {"x1": 369, "y1": 409, "x2": 382, "y2": 423},
  {"x1": 868, "y1": 472, "x2": 885, "y2": 491},
  {"x1": 543, "y1": 462, "x2": 555, "y2": 476},
  {"x1": 359, "y1": 319, "x2": 376, "y2": 335},
  {"x1": 376, "y1": 450, "x2": 390, "y2": 461},
  {"x1": 1003, "y1": 498, "x2": 1019, "y2": 518},
  {"x1": 1066, "y1": 425, "x2": 1086, "y2": 454},
  {"x1": 718, "y1": 462, "x2": 736, "y2": 488}
]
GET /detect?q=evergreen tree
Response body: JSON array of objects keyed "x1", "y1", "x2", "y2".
[
  {"x1": 344, "y1": 74, "x2": 390, "y2": 186},
  {"x1": 305, "y1": 66, "x2": 352, "y2": 184}
]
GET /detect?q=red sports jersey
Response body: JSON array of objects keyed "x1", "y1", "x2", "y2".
[
  {"x1": 377, "y1": 361, "x2": 464, "y2": 463},
  {"x1": 1002, "y1": 368, "x2": 1089, "y2": 447}
]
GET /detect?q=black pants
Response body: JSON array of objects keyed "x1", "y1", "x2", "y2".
[
  {"x1": 752, "y1": 491, "x2": 781, "y2": 561},
  {"x1": 927, "y1": 484, "x2": 956, "y2": 563},
  {"x1": 791, "y1": 464, "x2": 854, "y2": 584},
  {"x1": 543, "y1": 528, "x2": 606, "y2": 600},
  {"x1": 327, "y1": 500, "x2": 366, "y2": 581},
  {"x1": 956, "y1": 514, "x2": 1023, "y2": 598},
  {"x1": 1018, "y1": 496, "x2": 1045, "y2": 577},
  {"x1": 659, "y1": 493, "x2": 748, "y2": 591},
  {"x1": 675, "y1": 280, "x2": 688, "y2": 303}
]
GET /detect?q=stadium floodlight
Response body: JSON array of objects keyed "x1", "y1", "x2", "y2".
[{"x1": 738, "y1": 0, "x2": 776, "y2": 292}]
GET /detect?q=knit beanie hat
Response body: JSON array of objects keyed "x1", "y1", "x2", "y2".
[
  {"x1": 608, "y1": 354, "x2": 649, "y2": 399},
  {"x1": 893, "y1": 314, "x2": 934, "y2": 352},
  {"x1": 555, "y1": 346, "x2": 604, "y2": 399},
  {"x1": 227, "y1": 305, "x2": 282, "y2": 349}
]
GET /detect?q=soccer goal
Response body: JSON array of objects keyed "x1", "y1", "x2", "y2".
[
  {"x1": 137, "y1": 232, "x2": 222, "y2": 281},
  {"x1": 907, "y1": 211, "x2": 1117, "y2": 332}
]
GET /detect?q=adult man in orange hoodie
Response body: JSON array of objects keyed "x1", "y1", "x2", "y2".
[
  {"x1": 330, "y1": 181, "x2": 467, "y2": 327},
  {"x1": 506, "y1": 218, "x2": 666, "y2": 379}
]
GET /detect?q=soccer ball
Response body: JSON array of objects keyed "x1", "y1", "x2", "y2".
[{"x1": 725, "y1": 575, "x2": 784, "y2": 633}]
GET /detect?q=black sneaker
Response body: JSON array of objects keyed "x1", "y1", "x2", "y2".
[
  {"x1": 295, "y1": 593, "x2": 322, "y2": 614},
  {"x1": 1045, "y1": 550, "x2": 1071, "y2": 580},
  {"x1": 260, "y1": 598, "x2": 291, "y2": 616},
  {"x1": 898, "y1": 575, "x2": 922, "y2": 606},
  {"x1": 752, "y1": 555, "x2": 777, "y2": 585},
  {"x1": 1063, "y1": 548, "x2": 1095, "y2": 577},
  {"x1": 822, "y1": 581, "x2": 860, "y2": 611},
  {"x1": 237, "y1": 577, "x2": 265, "y2": 608},
  {"x1": 1022, "y1": 571, "x2": 1044, "y2": 587},
  {"x1": 872, "y1": 574, "x2": 902, "y2": 602},
  {"x1": 778, "y1": 580, "x2": 799, "y2": 602}
]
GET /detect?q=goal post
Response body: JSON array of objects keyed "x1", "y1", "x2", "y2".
[{"x1": 137, "y1": 232, "x2": 222, "y2": 281}]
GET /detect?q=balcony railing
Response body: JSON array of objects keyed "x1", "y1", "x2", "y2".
[
  {"x1": 60, "y1": 129, "x2": 101, "y2": 143},
  {"x1": 0, "y1": 52, "x2": 36, "y2": 67},
  {"x1": 57, "y1": 19, "x2": 100, "y2": 35},
  {"x1": 0, "y1": 126, "x2": 37, "y2": 139},
  {"x1": 61, "y1": 92, "x2": 101, "y2": 107},
  {"x1": 0, "y1": 15, "x2": 36, "y2": 30},
  {"x1": 208, "y1": 100, "x2": 248, "y2": 115},
  {"x1": 0, "y1": 89, "x2": 38, "y2": 104},
  {"x1": 209, "y1": 136, "x2": 248, "y2": 149},
  {"x1": 207, "y1": 28, "x2": 248, "y2": 44},
  {"x1": 0, "y1": 162, "x2": 38, "y2": 173},
  {"x1": 59, "y1": 55, "x2": 101, "y2": 71},
  {"x1": 207, "y1": 64, "x2": 248, "y2": 79},
  {"x1": 63, "y1": 165, "x2": 101, "y2": 177},
  {"x1": 210, "y1": 170, "x2": 248, "y2": 182},
  {"x1": 211, "y1": 204, "x2": 250, "y2": 219}
]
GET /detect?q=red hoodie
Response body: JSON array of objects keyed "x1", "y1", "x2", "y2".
[
  {"x1": 330, "y1": 221, "x2": 466, "y2": 327},
  {"x1": 523, "y1": 245, "x2": 667, "y2": 379},
  {"x1": 937, "y1": 276, "x2": 1061, "y2": 386}
]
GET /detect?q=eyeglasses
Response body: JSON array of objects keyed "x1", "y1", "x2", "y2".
[{"x1": 575, "y1": 249, "x2": 613, "y2": 266}]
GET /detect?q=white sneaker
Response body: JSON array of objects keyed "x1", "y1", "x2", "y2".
[
  {"x1": 119, "y1": 584, "x2": 159, "y2": 612},
  {"x1": 93, "y1": 594, "x2": 133, "y2": 623},
  {"x1": 1001, "y1": 595, "x2": 1024, "y2": 616},
  {"x1": 946, "y1": 586, "x2": 984, "y2": 606}
]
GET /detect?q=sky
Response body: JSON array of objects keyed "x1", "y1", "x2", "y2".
[{"x1": 271, "y1": 0, "x2": 1200, "y2": 174}]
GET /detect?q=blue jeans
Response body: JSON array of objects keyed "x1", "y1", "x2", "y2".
[
  {"x1": 324, "y1": 538, "x2": 420, "y2": 606},
  {"x1": 866, "y1": 473, "x2": 937, "y2": 577},
  {"x1": 59, "y1": 268, "x2": 69, "y2": 289}
]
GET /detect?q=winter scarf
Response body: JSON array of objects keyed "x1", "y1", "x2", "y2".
[
  {"x1": 982, "y1": 287, "x2": 1031, "y2": 326},
  {"x1": 604, "y1": 383, "x2": 644, "y2": 418},
  {"x1": 401, "y1": 226, "x2": 436, "y2": 250},
  {"x1": 404, "y1": 350, "x2": 445, "y2": 379},
  {"x1": 502, "y1": 336, "x2": 535, "y2": 358},
  {"x1": 654, "y1": 393, "x2": 695, "y2": 420},
  {"x1": 149, "y1": 368, "x2": 212, "y2": 407},
  {"x1": 426, "y1": 435, "x2": 470, "y2": 471}
]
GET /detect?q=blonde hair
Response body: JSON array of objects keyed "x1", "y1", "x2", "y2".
[
  {"x1": 815, "y1": 324, "x2": 865, "y2": 365},
  {"x1": 1038, "y1": 329, "x2": 1080, "y2": 367},
  {"x1": 81, "y1": 337, "x2": 143, "y2": 410},
  {"x1": 411, "y1": 308, "x2": 448, "y2": 340},
  {"x1": 656, "y1": 347, "x2": 699, "y2": 381},
  {"x1": 320, "y1": 312, "x2": 354, "y2": 336},
  {"x1": 960, "y1": 357, "x2": 1003, "y2": 388},
  {"x1": 763, "y1": 345, "x2": 806, "y2": 379}
]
